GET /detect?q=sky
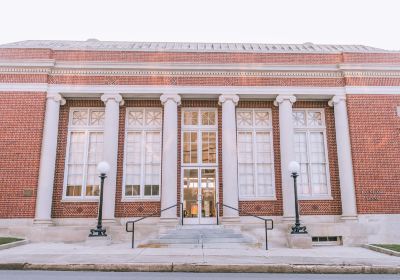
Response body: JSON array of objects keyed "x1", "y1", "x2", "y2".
[{"x1": 1, "y1": 0, "x2": 399, "y2": 50}]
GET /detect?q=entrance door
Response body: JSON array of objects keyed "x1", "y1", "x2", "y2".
[{"x1": 182, "y1": 168, "x2": 217, "y2": 224}]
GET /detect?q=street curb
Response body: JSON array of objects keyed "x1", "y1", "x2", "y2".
[
  {"x1": 0, "y1": 263, "x2": 398, "y2": 274},
  {"x1": 363, "y1": 244, "x2": 400, "y2": 257},
  {"x1": 0, "y1": 240, "x2": 28, "y2": 251}
]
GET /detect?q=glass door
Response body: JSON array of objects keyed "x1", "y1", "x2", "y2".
[{"x1": 182, "y1": 168, "x2": 217, "y2": 224}]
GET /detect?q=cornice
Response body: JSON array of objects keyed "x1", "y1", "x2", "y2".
[
  {"x1": 1, "y1": 61, "x2": 400, "y2": 78},
  {"x1": 1, "y1": 84, "x2": 399, "y2": 96}
]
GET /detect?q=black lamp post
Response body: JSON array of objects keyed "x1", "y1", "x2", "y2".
[
  {"x1": 89, "y1": 161, "x2": 110, "y2": 237},
  {"x1": 289, "y1": 161, "x2": 308, "y2": 234}
]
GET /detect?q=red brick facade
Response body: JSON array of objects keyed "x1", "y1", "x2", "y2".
[
  {"x1": 347, "y1": 95, "x2": 400, "y2": 214},
  {"x1": 0, "y1": 92, "x2": 46, "y2": 218}
]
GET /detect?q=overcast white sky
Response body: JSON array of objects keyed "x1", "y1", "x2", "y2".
[{"x1": 1, "y1": 0, "x2": 399, "y2": 50}]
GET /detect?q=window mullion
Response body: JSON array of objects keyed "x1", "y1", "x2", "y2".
[
  {"x1": 140, "y1": 130, "x2": 146, "y2": 198},
  {"x1": 252, "y1": 129, "x2": 258, "y2": 198},
  {"x1": 82, "y1": 130, "x2": 90, "y2": 198},
  {"x1": 306, "y1": 130, "x2": 313, "y2": 197}
]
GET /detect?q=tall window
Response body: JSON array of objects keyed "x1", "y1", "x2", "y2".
[
  {"x1": 64, "y1": 108, "x2": 105, "y2": 198},
  {"x1": 236, "y1": 109, "x2": 275, "y2": 199},
  {"x1": 123, "y1": 108, "x2": 162, "y2": 199},
  {"x1": 182, "y1": 109, "x2": 217, "y2": 166},
  {"x1": 293, "y1": 109, "x2": 330, "y2": 198}
]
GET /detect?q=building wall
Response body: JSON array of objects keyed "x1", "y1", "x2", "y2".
[
  {"x1": 347, "y1": 95, "x2": 400, "y2": 214},
  {"x1": 0, "y1": 92, "x2": 46, "y2": 218}
]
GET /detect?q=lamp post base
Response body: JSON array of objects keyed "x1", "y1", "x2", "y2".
[
  {"x1": 291, "y1": 224, "x2": 308, "y2": 234},
  {"x1": 89, "y1": 227, "x2": 107, "y2": 237}
]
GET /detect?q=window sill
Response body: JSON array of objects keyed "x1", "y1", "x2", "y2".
[
  {"x1": 298, "y1": 196, "x2": 333, "y2": 201},
  {"x1": 121, "y1": 197, "x2": 161, "y2": 202},
  {"x1": 239, "y1": 196, "x2": 277, "y2": 201},
  {"x1": 61, "y1": 197, "x2": 99, "y2": 203}
]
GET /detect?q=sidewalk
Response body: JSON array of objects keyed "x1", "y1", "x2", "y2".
[{"x1": 0, "y1": 242, "x2": 399, "y2": 273}]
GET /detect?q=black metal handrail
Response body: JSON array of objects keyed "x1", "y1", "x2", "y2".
[
  {"x1": 126, "y1": 204, "x2": 181, "y2": 248},
  {"x1": 216, "y1": 202, "x2": 274, "y2": 250}
]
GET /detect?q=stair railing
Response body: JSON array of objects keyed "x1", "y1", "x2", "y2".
[
  {"x1": 125, "y1": 204, "x2": 180, "y2": 248},
  {"x1": 216, "y1": 202, "x2": 274, "y2": 250}
]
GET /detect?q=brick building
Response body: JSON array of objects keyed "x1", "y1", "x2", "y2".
[{"x1": 0, "y1": 40, "x2": 399, "y2": 246}]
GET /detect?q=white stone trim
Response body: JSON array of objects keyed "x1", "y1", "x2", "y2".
[
  {"x1": 218, "y1": 94, "x2": 239, "y2": 105},
  {"x1": 1, "y1": 84, "x2": 400, "y2": 97},
  {"x1": 160, "y1": 94, "x2": 181, "y2": 105},
  {"x1": 328, "y1": 95, "x2": 358, "y2": 219},
  {"x1": 34, "y1": 92, "x2": 66, "y2": 223}
]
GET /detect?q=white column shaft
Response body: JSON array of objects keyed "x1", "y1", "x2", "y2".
[
  {"x1": 219, "y1": 95, "x2": 239, "y2": 217},
  {"x1": 160, "y1": 94, "x2": 181, "y2": 219},
  {"x1": 101, "y1": 94, "x2": 122, "y2": 221},
  {"x1": 35, "y1": 93, "x2": 65, "y2": 223},
  {"x1": 275, "y1": 95, "x2": 296, "y2": 219},
  {"x1": 329, "y1": 96, "x2": 357, "y2": 218}
]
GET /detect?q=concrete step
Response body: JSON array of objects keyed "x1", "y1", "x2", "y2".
[
  {"x1": 138, "y1": 225, "x2": 260, "y2": 249},
  {"x1": 159, "y1": 233, "x2": 244, "y2": 239}
]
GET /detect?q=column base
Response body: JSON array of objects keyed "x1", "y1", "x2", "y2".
[
  {"x1": 341, "y1": 215, "x2": 358, "y2": 222},
  {"x1": 33, "y1": 219, "x2": 54, "y2": 226},
  {"x1": 221, "y1": 216, "x2": 241, "y2": 225},
  {"x1": 282, "y1": 216, "x2": 295, "y2": 222},
  {"x1": 102, "y1": 219, "x2": 117, "y2": 225}
]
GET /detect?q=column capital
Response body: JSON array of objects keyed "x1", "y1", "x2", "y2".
[
  {"x1": 274, "y1": 95, "x2": 296, "y2": 106},
  {"x1": 160, "y1": 94, "x2": 181, "y2": 106},
  {"x1": 47, "y1": 93, "x2": 66, "y2": 106},
  {"x1": 328, "y1": 95, "x2": 346, "y2": 107},
  {"x1": 218, "y1": 94, "x2": 239, "y2": 106},
  {"x1": 101, "y1": 93, "x2": 124, "y2": 106}
]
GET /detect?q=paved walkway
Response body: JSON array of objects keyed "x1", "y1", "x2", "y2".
[{"x1": 0, "y1": 242, "x2": 399, "y2": 267}]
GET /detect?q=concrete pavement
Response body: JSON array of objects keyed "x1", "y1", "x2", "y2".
[
  {"x1": 1, "y1": 271, "x2": 400, "y2": 280},
  {"x1": 0, "y1": 242, "x2": 399, "y2": 273}
]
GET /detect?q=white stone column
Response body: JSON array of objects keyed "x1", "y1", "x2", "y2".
[
  {"x1": 274, "y1": 95, "x2": 297, "y2": 220},
  {"x1": 34, "y1": 93, "x2": 66, "y2": 224},
  {"x1": 101, "y1": 93, "x2": 123, "y2": 222},
  {"x1": 328, "y1": 95, "x2": 358, "y2": 219},
  {"x1": 219, "y1": 94, "x2": 240, "y2": 218},
  {"x1": 160, "y1": 94, "x2": 181, "y2": 220}
]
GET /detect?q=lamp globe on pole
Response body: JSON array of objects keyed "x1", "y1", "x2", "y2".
[
  {"x1": 89, "y1": 161, "x2": 110, "y2": 237},
  {"x1": 288, "y1": 160, "x2": 307, "y2": 234},
  {"x1": 97, "y1": 161, "x2": 110, "y2": 175}
]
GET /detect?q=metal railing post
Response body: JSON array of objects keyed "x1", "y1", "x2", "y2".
[
  {"x1": 181, "y1": 202, "x2": 184, "y2": 225},
  {"x1": 265, "y1": 220, "x2": 268, "y2": 250},
  {"x1": 132, "y1": 222, "x2": 135, "y2": 249},
  {"x1": 216, "y1": 202, "x2": 219, "y2": 225}
]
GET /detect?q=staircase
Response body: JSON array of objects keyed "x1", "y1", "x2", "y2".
[{"x1": 138, "y1": 225, "x2": 261, "y2": 249}]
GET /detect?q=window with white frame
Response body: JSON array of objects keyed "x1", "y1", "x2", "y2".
[
  {"x1": 123, "y1": 108, "x2": 162, "y2": 199},
  {"x1": 182, "y1": 109, "x2": 218, "y2": 165},
  {"x1": 236, "y1": 109, "x2": 275, "y2": 199},
  {"x1": 292, "y1": 109, "x2": 331, "y2": 198},
  {"x1": 64, "y1": 108, "x2": 105, "y2": 198}
]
